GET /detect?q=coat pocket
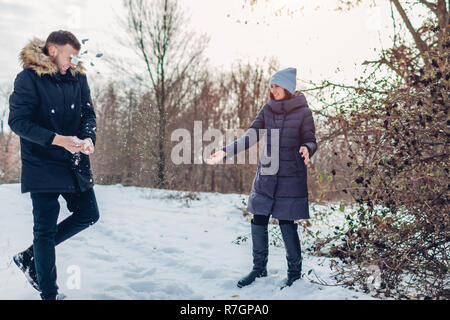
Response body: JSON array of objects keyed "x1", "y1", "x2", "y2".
[
  {"x1": 253, "y1": 170, "x2": 277, "y2": 198},
  {"x1": 32, "y1": 143, "x2": 67, "y2": 163},
  {"x1": 293, "y1": 148, "x2": 306, "y2": 174}
]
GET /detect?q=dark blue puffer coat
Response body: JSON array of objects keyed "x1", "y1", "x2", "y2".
[
  {"x1": 222, "y1": 92, "x2": 317, "y2": 220},
  {"x1": 8, "y1": 38, "x2": 96, "y2": 194}
]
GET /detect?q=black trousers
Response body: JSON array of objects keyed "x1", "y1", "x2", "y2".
[
  {"x1": 252, "y1": 214, "x2": 294, "y2": 225},
  {"x1": 30, "y1": 187, "x2": 100, "y2": 298}
]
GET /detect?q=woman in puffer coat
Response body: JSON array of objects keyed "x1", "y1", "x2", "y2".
[{"x1": 207, "y1": 67, "x2": 317, "y2": 289}]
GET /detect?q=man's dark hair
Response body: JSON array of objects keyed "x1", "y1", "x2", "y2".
[{"x1": 43, "y1": 30, "x2": 81, "y2": 55}]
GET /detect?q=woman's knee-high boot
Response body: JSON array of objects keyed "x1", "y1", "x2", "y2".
[
  {"x1": 237, "y1": 221, "x2": 269, "y2": 288},
  {"x1": 279, "y1": 223, "x2": 302, "y2": 288}
]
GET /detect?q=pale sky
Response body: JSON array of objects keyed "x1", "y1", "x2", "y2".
[
  {"x1": 0, "y1": 0, "x2": 397, "y2": 81},
  {"x1": 0, "y1": 0, "x2": 398, "y2": 113}
]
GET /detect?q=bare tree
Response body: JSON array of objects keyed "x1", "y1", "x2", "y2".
[
  {"x1": 304, "y1": 1, "x2": 450, "y2": 299},
  {"x1": 0, "y1": 84, "x2": 12, "y2": 136},
  {"x1": 91, "y1": 82, "x2": 124, "y2": 184},
  {"x1": 124, "y1": 0, "x2": 209, "y2": 187},
  {"x1": 0, "y1": 84, "x2": 20, "y2": 183},
  {"x1": 224, "y1": 59, "x2": 278, "y2": 193}
]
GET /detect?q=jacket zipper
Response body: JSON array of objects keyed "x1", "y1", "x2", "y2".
[{"x1": 271, "y1": 105, "x2": 287, "y2": 201}]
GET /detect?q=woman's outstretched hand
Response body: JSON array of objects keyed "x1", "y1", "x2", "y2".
[
  {"x1": 299, "y1": 146, "x2": 309, "y2": 165},
  {"x1": 206, "y1": 150, "x2": 227, "y2": 165}
]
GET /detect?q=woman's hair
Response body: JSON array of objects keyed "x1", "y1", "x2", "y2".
[{"x1": 269, "y1": 88, "x2": 293, "y2": 101}]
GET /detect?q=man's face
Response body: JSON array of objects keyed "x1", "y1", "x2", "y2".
[{"x1": 49, "y1": 44, "x2": 79, "y2": 75}]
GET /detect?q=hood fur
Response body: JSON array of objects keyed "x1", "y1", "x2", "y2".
[{"x1": 20, "y1": 37, "x2": 85, "y2": 77}]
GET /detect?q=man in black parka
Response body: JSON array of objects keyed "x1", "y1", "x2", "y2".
[{"x1": 8, "y1": 30, "x2": 100, "y2": 300}]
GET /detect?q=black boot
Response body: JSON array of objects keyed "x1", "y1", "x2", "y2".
[
  {"x1": 40, "y1": 293, "x2": 57, "y2": 300},
  {"x1": 279, "y1": 223, "x2": 302, "y2": 289},
  {"x1": 237, "y1": 221, "x2": 269, "y2": 288},
  {"x1": 13, "y1": 246, "x2": 41, "y2": 292}
]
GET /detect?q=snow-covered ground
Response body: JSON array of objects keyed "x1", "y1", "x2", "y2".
[{"x1": 0, "y1": 183, "x2": 374, "y2": 300}]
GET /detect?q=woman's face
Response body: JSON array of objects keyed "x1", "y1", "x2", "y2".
[{"x1": 271, "y1": 84, "x2": 286, "y2": 100}]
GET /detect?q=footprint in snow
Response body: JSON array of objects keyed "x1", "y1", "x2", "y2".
[{"x1": 123, "y1": 267, "x2": 157, "y2": 279}]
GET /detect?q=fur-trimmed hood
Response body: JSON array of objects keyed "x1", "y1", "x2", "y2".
[{"x1": 19, "y1": 37, "x2": 85, "y2": 77}]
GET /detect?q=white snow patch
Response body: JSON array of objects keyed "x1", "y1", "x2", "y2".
[{"x1": 0, "y1": 184, "x2": 375, "y2": 300}]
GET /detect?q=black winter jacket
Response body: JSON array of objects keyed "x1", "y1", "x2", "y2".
[{"x1": 8, "y1": 38, "x2": 96, "y2": 193}]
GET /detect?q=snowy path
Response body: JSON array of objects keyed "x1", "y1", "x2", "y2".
[{"x1": 0, "y1": 184, "x2": 374, "y2": 300}]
